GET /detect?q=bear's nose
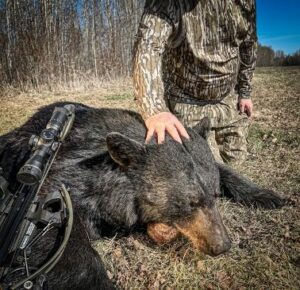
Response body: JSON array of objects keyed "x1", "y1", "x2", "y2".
[{"x1": 210, "y1": 238, "x2": 231, "y2": 256}]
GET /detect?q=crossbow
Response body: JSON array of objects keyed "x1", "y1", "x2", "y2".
[{"x1": 0, "y1": 104, "x2": 75, "y2": 289}]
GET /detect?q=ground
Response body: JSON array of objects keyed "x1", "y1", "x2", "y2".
[{"x1": 0, "y1": 67, "x2": 299, "y2": 290}]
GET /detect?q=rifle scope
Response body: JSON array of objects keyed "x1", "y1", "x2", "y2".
[{"x1": 17, "y1": 105, "x2": 75, "y2": 185}]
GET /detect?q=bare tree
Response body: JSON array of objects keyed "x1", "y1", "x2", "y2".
[{"x1": 0, "y1": 0, "x2": 144, "y2": 89}]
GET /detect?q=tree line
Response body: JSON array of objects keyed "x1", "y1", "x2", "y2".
[
  {"x1": 257, "y1": 44, "x2": 300, "y2": 67},
  {"x1": 0, "y1": 0, "x2": 144, "y2": 89},
  {"x1": 0, "y1": 0, "x2": 298, "y2": 89}
]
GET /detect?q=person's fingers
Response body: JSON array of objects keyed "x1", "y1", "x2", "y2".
[
  {"x1": 156, "y1": 126, "x2": 166, "y2": 144},
  {"x1": 246, "y1": 105, "x2": 253, "y2": 118},
  {"x1": 144, "y1": 113, "x2": 190, "y2": 144},
  {"x1": 166, "y1": 125, "x2": 182, "y2": 143},
  {"x1": 239, "y1": 102, "x2": 245, "y2": 114},
  {"x1": 145, "y1": 127, "x2": 155, "y2": 144},
  {"x1": 174, "y1": 120, "x2": 190, "y2": 139}
]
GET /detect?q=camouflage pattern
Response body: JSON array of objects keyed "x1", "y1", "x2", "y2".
[
  {"x1": 169, "y1": 93, "x2": 249, "y2": 164},
  {"x1": 133, "y1": 0, "x2": 257, "y2": 164},
  {"x1": 133, "y1": 0, "x2": 257, "y2": 120}
]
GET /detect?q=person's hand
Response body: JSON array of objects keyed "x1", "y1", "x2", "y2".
[
  {"x1": 238, "y1": 98, "x2": 253, "y2": 118},
  {"x1": 145, "y1": 112, "x2": 190, "y2": 144}
]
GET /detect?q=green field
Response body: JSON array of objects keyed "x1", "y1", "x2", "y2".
[{"x1": 0, "y1": 67, "x2": 299, "y2": 290}]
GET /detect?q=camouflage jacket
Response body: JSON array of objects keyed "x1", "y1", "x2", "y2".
[{"x1": 133, "y1": 0, "x2": 258, "y2": 120}]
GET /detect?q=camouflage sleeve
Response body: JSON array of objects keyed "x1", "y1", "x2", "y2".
[
  {"x1": 237, "y1": 1, "x2": 258, "y2": 99},
  {"x1": 133, "y1": 1, "x2": 176, "y2": 120}
]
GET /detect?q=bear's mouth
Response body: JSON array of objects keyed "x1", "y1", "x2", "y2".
[
  {"x1": 147, "y1": 223, "x2": 179, "y2": 244},
  {"x1": 147, "y1": 205, "x2": 231, "y2": 256}
]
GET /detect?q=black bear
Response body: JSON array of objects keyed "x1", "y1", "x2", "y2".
[{"x1": 0, "y1": 103, "x2": 283, "y2": 289}]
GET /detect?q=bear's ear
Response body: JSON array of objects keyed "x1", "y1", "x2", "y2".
[
  {"x1": 106, "y1": 132, "x2": 146, "y2": 167},
  {"x1": 192, "y1": 117, "x2": 211, "y2": 139}
]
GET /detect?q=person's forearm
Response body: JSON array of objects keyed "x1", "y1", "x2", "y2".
[
  {"x1": 133, "y1": 6, "x2": 174, "y2": 120},
  {"x1": 237, "y1": 0, "x2": 257, "y2": 99},
  {"x1": 133, "y1": 42, "x2": 170, "y2": 120},
  {"x1": 237, "y1": 40, "x2": 258, "y2": 99}
]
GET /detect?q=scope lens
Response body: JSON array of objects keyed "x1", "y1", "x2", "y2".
[
  {"x1": 17, "y1": 165, "x2": 42, "y2": 185},
  {"x1": 17, "y1": 147, "x2": 49, "y2": 185}
]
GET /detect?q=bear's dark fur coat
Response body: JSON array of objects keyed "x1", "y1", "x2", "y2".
[{"x1": 0, "y1": 103, "x2": 283, "y2": 289}]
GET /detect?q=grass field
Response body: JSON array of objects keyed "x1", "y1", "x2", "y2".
[{"x1": 0, "y1": 67, "x2": 299, "y2": 289}]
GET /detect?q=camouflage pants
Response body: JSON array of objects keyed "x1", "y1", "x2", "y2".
[{"x1": 168, "y1": 93, "x2": 249, "y2": 165}]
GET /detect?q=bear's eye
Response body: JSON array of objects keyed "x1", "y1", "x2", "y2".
[
  {"x1": 214, "y1": 190, "x2": 221, "y2": 197},
  {"x1": 190, "y1": 201, "x2": 200, "y2": 207},
  {"x1": 189, "y1": 197, "x2": 200, "y2": 207}
]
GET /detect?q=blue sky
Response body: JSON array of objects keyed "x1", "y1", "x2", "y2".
[{"x1": 257, "y1": 0, "x2": 300, "y2": 54}]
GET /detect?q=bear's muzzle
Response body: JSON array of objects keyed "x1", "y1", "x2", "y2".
[
  {"x1": 175, "y1": 205, "x2": 231, "y2": 256},
  {"x1": 147, "y1": 205, "x2": 231, "y2": 256}
]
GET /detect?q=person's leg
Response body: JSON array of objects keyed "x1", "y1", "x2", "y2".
[
  {"x1": 168, "y1": 93, "x2": 249, "y2": 165},
  {"x1": 206, "y1": 130, "x2": 224, "y2": 163},
  {"x1": 214, "y1": 94, "x2": 249, "y2": 165},
  {"x1": 168, "y1": 100, "x2": 224, "y2": 163},
  {"x1": 215, "y1": 118, "x2": 249, "y2": 165}
]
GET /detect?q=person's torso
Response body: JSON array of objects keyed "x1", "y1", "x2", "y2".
[{"x1": 163, "y1": 0, "x2": 253, "y2": 100}]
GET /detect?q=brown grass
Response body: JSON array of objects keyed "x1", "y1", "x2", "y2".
[
  {"x1": 0, "y1": 77, "x2": 135, "y2": 134},
  {"x1": 0, "y1": 67, "x2": 299, "y2": 290}
]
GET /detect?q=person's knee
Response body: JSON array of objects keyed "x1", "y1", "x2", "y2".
[
  {"x1": 207, "y1": 130, "x2": 224, "y2": 163},
  {"x1": 222, "y1": 149, "x2": 248, "y2": 166},
  {"x1": 220, "y1": 138, "x2": 248, "y2": 165}
]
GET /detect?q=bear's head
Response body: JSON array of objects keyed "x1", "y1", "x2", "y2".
[{"x1": 106, "y1": 118, "x2": 231, "y2": 256}]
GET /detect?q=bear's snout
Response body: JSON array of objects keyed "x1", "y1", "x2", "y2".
[
  {"x1": 146, "y1": 205, "x2": 231, "y2": 256},
  {"x1": 208, "y1": 233, "x2": 231, "y2": 256},
  {"x1": 174, "y1": 205, "x2": 231, "y2": 256}
]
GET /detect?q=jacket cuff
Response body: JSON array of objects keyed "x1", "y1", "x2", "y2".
[
  {"x1": 238, "y1": 91, "x2": 252, "y2": 99},
  {"x1": 138, "y1": 106, "x2": 170, "y2": 121}
]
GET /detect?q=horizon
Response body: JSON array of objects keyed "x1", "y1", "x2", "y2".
[{"x1": 257, "y1": 0, "x2": 300, "y2": 55}]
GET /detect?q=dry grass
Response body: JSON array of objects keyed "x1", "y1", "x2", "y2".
[
  {"x1": 0, "y1": 67, "x2": 299, "y2": 289},
  {"x1": 0, "y1": 77, "x2": 135, "y2": 134}
]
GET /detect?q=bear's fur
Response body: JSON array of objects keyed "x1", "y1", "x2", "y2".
[{"x1": 0, "y1": 103, "x2": 283, "y2": 289}]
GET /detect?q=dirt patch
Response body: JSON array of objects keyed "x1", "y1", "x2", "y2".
[{"x1": 1, "y1": 67, "x2": 299, "y2": 289}]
